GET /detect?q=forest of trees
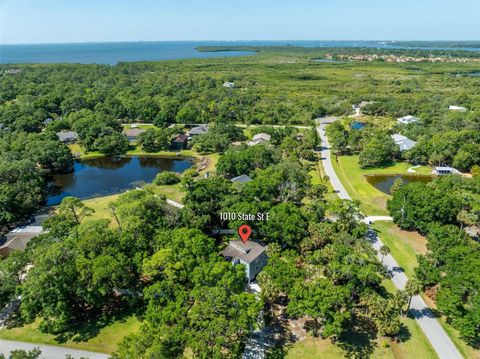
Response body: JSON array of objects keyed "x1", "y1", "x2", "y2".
[
  {"x1": 387, "y1": 176, "x2": 480, "y2": 344},
  {"x1": 1, "y1": 48, "x2": 479, "y2": 355},
  {"x1": 0, "y1": 132, "x2": 422, "y2": 357}
]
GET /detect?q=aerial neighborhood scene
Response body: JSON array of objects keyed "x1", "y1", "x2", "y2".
[{"x1": 0, "y1": 1, "x2": 479, "y2": 358}]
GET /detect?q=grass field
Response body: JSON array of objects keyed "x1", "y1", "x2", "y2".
[
  {"x1": 332, "y1": 155, "x2": 431, "y2": 215},
  {"x1": 372, "y1": 222, "x2": 427, "y2": 278},
  {"x1": 0, "y1": 315, "x2": 140, "y2": 354},
  {"x1": 285, "y1": 316, "x2": 438, "y2": 359}
]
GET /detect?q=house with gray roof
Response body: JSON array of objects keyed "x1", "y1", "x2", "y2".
[
  {"x1": 187, "y1": 126, "x2": 209, "y2": 138},
  {"x1": 56, "y1": 131, "x2": 79, "y2": 143},
  {"x1": 0, "y1": 225, "x2": 45, "y2": 257},
  {"x1": 123, "y1": 128, "x2": 146, "y2": 142},
  {"x1": 222, "y1": 240, "x2": 267, "y2": 283},
  {"x1": 391, "y1": 134, "x2": 417, "y2": 151},
  {"x1": 397, "y1": 115, "x2": 419, "y2": 125},
  {"x1": 247, "y1": 133, "x2": 271, "y2": 146},
  {"x1": 230, "y1": 174, "x2": 252, "y2": 185}
]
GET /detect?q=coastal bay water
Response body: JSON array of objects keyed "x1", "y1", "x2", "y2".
[
  {"x1": 47, "y1": 156, "x2": 193, "y2": 206},
  {"x1": 1, "y1": 40, "x2": 479, "y2": 65}
]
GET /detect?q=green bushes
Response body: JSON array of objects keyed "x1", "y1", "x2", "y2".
[{"x1": 154, "y1": 171, "x2": 180, "y2": 185}]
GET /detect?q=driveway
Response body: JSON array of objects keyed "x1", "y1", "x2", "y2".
[
  {"x1": 0, "y1": 339, "x2": 109, "y2": 359},
  {"x1": 317, "y1": 120, "x2": 463, "y2": 359}
]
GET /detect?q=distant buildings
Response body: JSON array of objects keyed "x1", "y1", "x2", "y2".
[
  {"x1": 171, "y1": 134, "x2": 188, "y2": 150},
  {"x1": 187, "y1": 125, "x2": 209, "y2": 139},
  {"x1": 56, "y1": 131, "x2": 79, "y2": 143},
  {"x1": 223, "y1": 81, "x2": 235, "y2": 88},
  {"x1": 397, "y1": 115, "x2": 419, "y2": 125},
  {"x1": 4, "y1": 69, "x2": 21, "y2": 75},
  {"x1": 222, "y1": 240, "x2": 267, "y2": 283},
  {"x1": 123, "y1": 128, "x2": 146, "y2": 142},
  {"x1": 449, "y1": 105, "x2": 467, "y2": 112},
  {"x1": 433, "y1": 166, "x2": 460, "y2": 176},
  {"x1": 391, "y1": 134, "x2": 417, "y2": 151},
  {"x1": 247, "y1": 133, "x2": 271, "y2": 146}
]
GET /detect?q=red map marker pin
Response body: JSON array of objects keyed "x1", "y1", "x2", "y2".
[{"x1": 238, "y1": 224, "x2": 252, "y2": 243}]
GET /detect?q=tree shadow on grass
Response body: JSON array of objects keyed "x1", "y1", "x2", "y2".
[
  {"x1": 337, "y1": 316, "x2": 377, "y2": 359},
  {"x1": 55, "y1": 303, "x2": 141, "y2": 343}
]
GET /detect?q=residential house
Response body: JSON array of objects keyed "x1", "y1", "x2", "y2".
[
  {"x1": 230, "y1": 174, "x2": 252, "y2": 186},
  {"x1": 223, "y1": 81, "x2": 235, "y2": 88},
  {"x1": 43, "y1": 118, "x2": 54, "y2": 126},
  {"x1": 0, "y1": 225, "x2": 45, "y2": 257},
  {"x1": 247, "y1": 133, "x2": 271, "y2": 146},
  {"x1": 433, "y1": 166, "x2": 460, "y2": 176},
  {"x1": 222, "y1": 240, "x2": 268, "y2": 283},
  {"x1": 123, "y1": 128, "x2": 146, "y2": 142},
  {"x1": 391, "y1": 134, "x2": 417, "y2": 151},
  {"x1": 171, "y1": 134, "x2": 188, "y2": 150},
  {"x1": 187, "y1": 126, "x2": 209, "y2": 139},
  {"x1": 56, "y1": 131, "x2": 79, "y2": 143},
  {"x1": 396, "y1": 115, "x2": 419, "y2": 125},
  {"x1": 449, "y1": 105, "x2": 467, "y2": 112}
]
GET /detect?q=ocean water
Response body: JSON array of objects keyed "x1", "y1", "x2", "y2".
[{"x1": 0, "y1": 40, "x2": 478, "y2": 65}]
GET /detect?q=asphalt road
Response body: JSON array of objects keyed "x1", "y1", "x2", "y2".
[
  {"x1": 0, "y1": 339, "x2": 109, "y2": 359},
  {"x1": 317, "y1": 120, "x2": 463, "y2": 359}
]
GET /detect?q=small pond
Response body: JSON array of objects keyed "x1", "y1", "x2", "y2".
[
  {"x1": 47, "y1": 156, "x2": 193, "y2": 206},
  {"x1": 351, "y1": 121, "x2": 367, "y2": 130},
  {"x1": 365, "y1": 174, "x2": 433, "y2": 195},
  {"x1": 312, "y1": 58, "x2": 343, "y2": 63}
]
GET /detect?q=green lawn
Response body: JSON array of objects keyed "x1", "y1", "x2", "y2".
[
  {"x1": 332, "y1": 154, "x2": 430, "y2": 215},
  {"x1": 151, "y1": 183, "x2": 185, "y2": 203},
  {"x1": 0, "y1": 315, "x2": 141, "y2": 354},
  {"x1": 122, "y1": 123, "x2": 156, "y2": 130},
  {"x1": 372, "y1": 222, "x2": 427, "y2": 278},
  {"x1": 285, "y1": 316, "x2": 438, "y2": 359}
]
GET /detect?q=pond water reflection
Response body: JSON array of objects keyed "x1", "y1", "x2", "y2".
[
  {"x1": 47, "y1": 156, "x2": 193, "y2": 205},
  {"x1": 365, "y1": 174, "x2": 433, "y2": 195}
]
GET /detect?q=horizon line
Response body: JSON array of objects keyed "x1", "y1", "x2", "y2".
[{"x1": 2, "y1": 39, "x2": 480, "y2": 46}]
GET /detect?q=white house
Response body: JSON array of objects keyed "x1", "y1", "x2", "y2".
[
  {"x1": 396, "y1": 115, "x2": 419, "y2": 125},
  {"x1": 432, "y1": 166, "x2": 460, "y2": 176},
  {"x1": 391, "y1": 134, "x2": 417, "y2": 151},
  {"x1": 222, "y1": 240, "x2": 267, "y2": 283},
  {"x1": 247, "y1": 133, "x2": 271, "y2": 146},
  {"x1": 449, "y1": 105, "x2": 467, "y2": 112},
  {"x1": 223, "y1": 81, "x2": 235, "y2": 88}
]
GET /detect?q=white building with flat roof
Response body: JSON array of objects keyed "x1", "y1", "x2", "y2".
[
  {"x1": 433, "y1": 166, "x2": 460, "y2": 176},
  {"x1": 449, "y1": 105, "x2": 467, "y2": 112}
]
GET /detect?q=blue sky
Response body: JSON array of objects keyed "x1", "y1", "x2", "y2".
[{"x1": 1, "y1": 0, "x2": 479, "y2": 44}]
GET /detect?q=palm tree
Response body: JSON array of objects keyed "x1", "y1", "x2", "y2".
[
  {"x1": 404, "y1": 279, "x2": 422, "y2": 316},
  {"x1": 379, "y1": 245, "x2": 390, "y2": 263}
]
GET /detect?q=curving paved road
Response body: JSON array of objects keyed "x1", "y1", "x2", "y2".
[
  {"x1": 0, "y1": 339, "x2": 109, "y2": 359},
  {"x1": 317, "y1": 119, "x2": 463, "y2": 359}
]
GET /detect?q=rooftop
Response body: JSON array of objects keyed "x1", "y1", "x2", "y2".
[
  {"x1": 123, "y1": 128, "x2": 146, "y2": 137},
  {"x1": 222, "y1": 240, "x2": 266, "y2": 264},
  {"x1": 56, "y1": 131, "x2": 78, "y2": 142},
  {"x1": 188, "y1": 126, "x2": 209, "y2": 136},
  {"x1": 173, "y1": 134, "x2": 188, "y2": 142},
  {"x1": 230, "y1": 174, "x2": 252, "y2": 184},
  {"x1": 391, "y1": 133, "x2": 417, "y2": 151}
]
